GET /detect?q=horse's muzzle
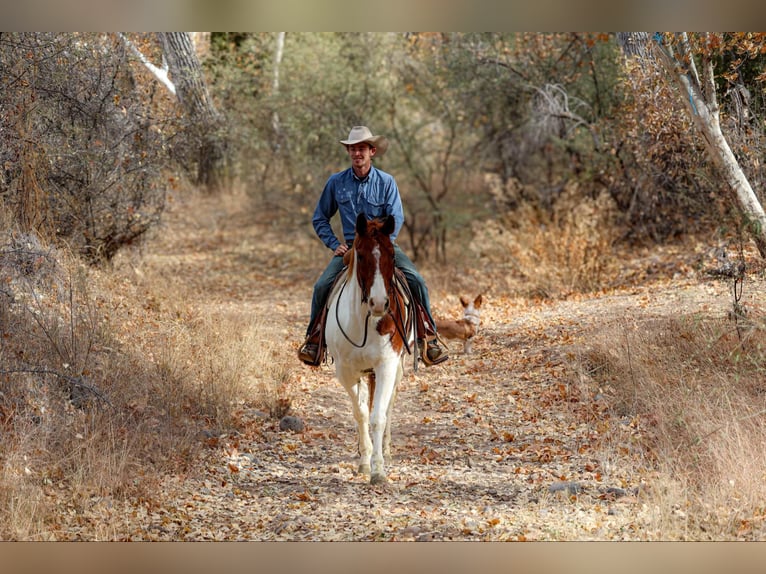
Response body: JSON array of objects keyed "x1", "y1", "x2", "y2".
[{"x1": 368, "y1": 295, "x2": 390, "y2": 317}]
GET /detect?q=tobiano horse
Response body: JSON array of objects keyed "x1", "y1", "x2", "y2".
[{"x1": 325, "y1": 213, "x2": 415, "y2": 485}]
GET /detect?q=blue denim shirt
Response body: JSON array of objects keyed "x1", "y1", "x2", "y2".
[{"x1": 312, "y1": 166, "x2": 404, "y2": 251}]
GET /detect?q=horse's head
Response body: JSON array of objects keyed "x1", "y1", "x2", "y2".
[{"x1": 352, "y1": 213, "x2": 396, "y2": 317}]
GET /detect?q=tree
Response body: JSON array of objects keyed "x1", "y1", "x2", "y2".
[
  {"x1": 387, "y1": 33, "x2": 484, "y2": 262},
  {"x1": 120, "y1": 32, "x2": 227, "y2": 191},
  {"x1": 271, "y1": 32, "x2": 285, "y2": 147},
  {"x1": 159, "y1": 32, "x2": 227, "y2": 190},
  {"x1": 0, "y1": 33, "x2": 170, "y2": 263},
  {"x1": 618, "y1": 32, "x2": 766, "y2": 256}
]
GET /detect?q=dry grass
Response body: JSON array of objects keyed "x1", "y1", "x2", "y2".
[
  {"x1": 470, "y1": 184, "x2": 621, "y2": 299},
  {"x1": 146, "y1": 305, "x2": 289, "y2": 426},
  {"x1": 0, "y1": 198, "x2": 282, "y2": 539},
  {"x1": 576, "y1": 309, "x2": 766, "y2": 539}
]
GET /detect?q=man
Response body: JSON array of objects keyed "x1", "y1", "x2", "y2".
[{"x1": 298, "y1": 126, "x2": 448, "y2": 367}]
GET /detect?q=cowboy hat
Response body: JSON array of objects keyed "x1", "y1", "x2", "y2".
[{"x1": 340, "y1": 126, "x2": 389, "y2": 157}]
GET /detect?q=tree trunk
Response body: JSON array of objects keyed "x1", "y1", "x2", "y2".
[
  {"x1": 618, "y1": 32, "x2": 766, "y2": 257},
  {"x1": 159, "y1": 32, "x2": 226, "y2": 191},
  {"x1": 189, "y1": 32, "x2": 211, "y2": 60},
  {"x1": 271, "y1": 32, "x2": 285, "y2": 147},
  {"x1": 616, "y1": 32, "x2": 653, "y2": 61}
]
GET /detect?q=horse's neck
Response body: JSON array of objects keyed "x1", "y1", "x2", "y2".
[{"x1": 336, "y1": 259, "x2": 371, "y2": 327}]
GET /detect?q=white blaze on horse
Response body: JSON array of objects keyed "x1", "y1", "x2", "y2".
[{"x1": 325, "y1": 213, "x2": 415, "y2": 485}]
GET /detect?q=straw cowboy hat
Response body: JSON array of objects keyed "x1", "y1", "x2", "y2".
[{"x1": 340, "y1": 126, "x2": 389, "y2": 157}]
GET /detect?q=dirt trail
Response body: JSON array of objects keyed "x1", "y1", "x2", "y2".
[{"x1": 93, "y1": 192, "x2": 736, "y2": 541}]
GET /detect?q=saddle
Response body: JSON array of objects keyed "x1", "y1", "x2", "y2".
[{"x1": 305, "y1": 268, "x2": 431, "y2": 368}]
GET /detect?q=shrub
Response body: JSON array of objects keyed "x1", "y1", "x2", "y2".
[
  {"x1": 0, "y1": 33, "x2": 173, "y2": 264},
  {"x1": 472, "y1": 182, "x2": 620, "y2": 298},
  {"x1": 576, "y1": 305, "x2": 766, "y2": 538}
]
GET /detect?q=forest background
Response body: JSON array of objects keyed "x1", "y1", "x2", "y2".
[{"x1": 3, "y1": 32, "x2": 766, "y2": 543}]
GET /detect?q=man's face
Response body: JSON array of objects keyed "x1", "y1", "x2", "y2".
[{"x1": 347, "y1": 143, "x2": 376, "y2": 171}]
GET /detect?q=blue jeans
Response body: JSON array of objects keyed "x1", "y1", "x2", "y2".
[{"x1": 306, "y1": 244, "x2": 436, "y2": 336}]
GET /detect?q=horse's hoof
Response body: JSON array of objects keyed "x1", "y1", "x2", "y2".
[
  {"x1": 370, "y1": 473, "x2": 387, "y2": 485},
  {"x1": 357, "y1": 463, "x2": 371, "y2": 475}
]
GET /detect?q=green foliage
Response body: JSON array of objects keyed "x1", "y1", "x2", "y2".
[
  {"x1": 207, "y1": 31, "x2": 757, "y2": 263},
  {"x1": 4, "y1": 31, "x2": 759, "y2": 266},
  {"x1": 205, "y1": 33, "x2": 398, "y2": 224},
  {"x1": 206, "y1": 33, "x2": 272, "y2": 166}
]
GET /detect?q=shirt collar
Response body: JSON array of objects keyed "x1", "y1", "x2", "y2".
[{"x1": 352, "y1": 166, "x2": 373, "y2": 183}]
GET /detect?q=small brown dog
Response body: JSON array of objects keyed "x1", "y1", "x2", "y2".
[{"x1": 435, "y1": 294, "x2": 483, "y2": 354}]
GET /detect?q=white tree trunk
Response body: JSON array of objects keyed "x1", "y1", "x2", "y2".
[
  {"x1": 271, "y1": 32, "x2": 285, "y2": 142},
  {"x1": 652, "y1": 33, "x2": 766, "y2": 256},
  {"x1": 118, "y1": 33, "x2": 176, "y2": 95}
]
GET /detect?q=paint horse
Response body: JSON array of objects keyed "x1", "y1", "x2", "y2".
[{"x1": 325, "y1": 213, "x2": 415, "y2": 485}]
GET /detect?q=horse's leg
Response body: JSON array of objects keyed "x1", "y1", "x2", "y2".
[
  {"x1": 383, "y1": 362, "x2": 403, "y2": 463},
  {"x1": 341, "y1": 374, "x2": 372, "y2": 475},
  {"x1": 369, "y1": 363, "x2": 398, "y2": 485}
]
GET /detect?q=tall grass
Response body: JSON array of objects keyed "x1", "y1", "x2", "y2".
[
  {"x1": 470, "y1": 185, "x2": 620, "y2": 298},
  {"x1": 576, "y1": 310, "x2": 766, "y2": 539},
  {"x1": 0, "y1": 199, "x2": 283, "y2": 539}
]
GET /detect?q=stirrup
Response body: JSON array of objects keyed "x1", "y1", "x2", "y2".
[
  {"x1": 298, "y1": 340, "x2": 322, "y2": 367},
  {"x1": 420, "y1": 337, "x2": 449, "y2": 366}
]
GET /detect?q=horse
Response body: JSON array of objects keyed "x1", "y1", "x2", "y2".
[{"x1": 324, "y1": 212, "x2": 415, "y2": 485}]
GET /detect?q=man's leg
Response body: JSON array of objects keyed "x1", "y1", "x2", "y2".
[
  {"x1": 393, "y1": 245, "x2": 448, "y2": 366},
  {"x1": 299, "y1": 255, "x2": 346, "y2": 365}
]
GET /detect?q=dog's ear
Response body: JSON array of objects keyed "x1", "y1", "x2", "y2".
[
  {"x1": 474, "y1": 294, "x2": 483, "y2": 308},
  {"x1": 460, "y1": 296, "x2": 470, "y2": 308}
]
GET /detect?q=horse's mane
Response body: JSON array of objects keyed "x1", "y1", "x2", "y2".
[{"x1": 342, "y1": 247, "x2": 353, "y2": 267}]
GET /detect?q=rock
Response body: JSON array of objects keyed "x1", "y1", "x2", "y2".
[
  {"x1": 400, "y1": 525, "x2": 421, "y2": 538},
  {"x1": 279, "y1": 415, "x2": 304, "y2": 432},
  {"x1": 416, "y1": 532, "x2": 436, "y2": 542},
  {"x1": 548, "y1": 481, "x2": 582, "y2": 495},
  {"x1": 604, "y1": 486, "x2": 628, "y2": 498}
]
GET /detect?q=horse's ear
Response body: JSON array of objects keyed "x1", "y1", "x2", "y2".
[
  {"x1": 355, "y1": 212, "x2": 368, "y2": 237},
  {"x1": 382, "y1": 214, "x2": 396, "y2": 236}
]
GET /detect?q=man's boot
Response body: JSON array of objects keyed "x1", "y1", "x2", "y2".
[
  {"x1": 298, "y1": 306, "x2": 328, "y2": 367},
  {"x1": 298, "y1": 333, "x2": 322, "y2": 366},
  {"x1": 413, "y1": 301, "x2": 448, "y2": 366},
  {"x1": 419, "y1": 338, "x2": 449, "y2": 366}
]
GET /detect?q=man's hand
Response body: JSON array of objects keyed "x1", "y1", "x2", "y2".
[{"x1": 334, "y1": 244, "x2": 349, "y2": 256}]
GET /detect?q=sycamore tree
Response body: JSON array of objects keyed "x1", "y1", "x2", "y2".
[
  {"x1": 619, "y1": 32, "x2": 766, "y2": 256},
  {"x1": 121, "y1": 32, "x2": 227, "y2": 191}
]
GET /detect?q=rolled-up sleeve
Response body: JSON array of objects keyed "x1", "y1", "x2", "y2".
[
  {"x1": 312, "y1": 176, "x2": 340, "y2": 251},
  {"x1": 387, "y1": 178, "x2": 404, "y2": 242}
]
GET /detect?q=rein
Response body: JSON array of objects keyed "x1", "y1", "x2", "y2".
[
  {"x1": 334, "y1": 270, "x2": 416, "y2": 360},
  {"x1": 335, "y1": 276, "x2": 372, "y2": 348}
]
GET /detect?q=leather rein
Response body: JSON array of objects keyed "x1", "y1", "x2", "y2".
[{"x1": 334, "y1": 272, "x2": 416, "y2": 358}]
